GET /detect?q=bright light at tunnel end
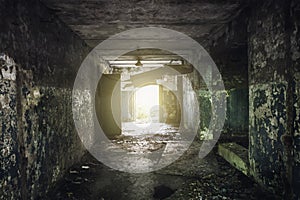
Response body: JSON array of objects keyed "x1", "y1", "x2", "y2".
[{"x1": 72, "y1": 27, "x2": 226, "y2": 173}]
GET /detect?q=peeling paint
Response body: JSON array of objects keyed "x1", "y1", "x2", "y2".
[
  {"x1": 0, "y1": 0, "x2": 90, "y2": 199},
  {"x1": 248, "y1": 0, "x2": 290, "y2": 195},
  {"x1": 248, "y1": 1, "x2": 300, "y2": 198},
  {"x1": 0, "y1": 54, "x2": 20, "y2": 199}
]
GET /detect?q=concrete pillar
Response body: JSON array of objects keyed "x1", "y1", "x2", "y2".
[
  {"x1": 291, "y1": 0, "x2": 300, "y2": 197},
  {"x1": 95, "y1": 74, "x2": 121, "y2": 139},
  {"x1": 248, "y1": 1, "x2": 299, "y2": 198}
]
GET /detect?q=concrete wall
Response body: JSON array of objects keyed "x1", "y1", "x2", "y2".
[
  {"x1": 0, "y1": 55, "x2": 19, "y2": 199},
  {"x1": 95, "y1": 74, "x2": 121, "y2": 139},
  {"x1": 248, "y1": 0, "x2": 300, "y2": 198},
  {"x1": 194, "y1": 8, "x2": 249, "y2": 139},
  {"x1": 182, "y1": 75, "x2": 198, "y2": 130},
  {"x1": 0, "y1": 0, "x2": 90, "y2": 199},
  {"x1": 191, "y1": 73, "x2": 248, "y2": 141},
  {"x1": 291, "y1": 0, "x2": 300, "y2": 197},
  {"x1": 121, "y1": 91, "x2": 133, "y2": 122},
  {"x1": 225, "y1": 88, "x2": 249, "y2": 135}
]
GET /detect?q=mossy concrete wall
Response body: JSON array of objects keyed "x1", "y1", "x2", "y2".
[
  {"x1": 204, "y1": 9, "x2": 249, "y2": 139},
  {"x1": 225, "y1": 88, "x2": 249, "y2": 136},
  {"x1": 0, "y1": 0, "x2": 91, "y2": 199},
  {"x1": 0, "y1": 55, "x2": 19, "y2": 199},
  {"x1": 248, "y1": 0, "x2": 300, "y2": 198},
  {"x1": 291, "y1": 0, "x2": 300, "y2": 198}
]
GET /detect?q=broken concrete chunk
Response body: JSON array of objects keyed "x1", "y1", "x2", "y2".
[{"x1": 81, "y1": 165, "x2": 89, "y2": 169}]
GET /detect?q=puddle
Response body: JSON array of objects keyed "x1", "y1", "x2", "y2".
[{"x1": 153, "y1": 185, "x2": 175, "y2": 199}]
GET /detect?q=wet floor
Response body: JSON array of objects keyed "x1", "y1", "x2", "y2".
[{"x1": 45, "y1": 124, "x2": 279, "y2": 200}]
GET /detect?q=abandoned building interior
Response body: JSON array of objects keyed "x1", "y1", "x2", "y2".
[{"x1": 0, "y1": 0, "x2": 300, "y2": 199}]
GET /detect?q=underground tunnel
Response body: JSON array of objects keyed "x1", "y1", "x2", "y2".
[{"x1": 1, "y1": 0, "x2": 300, "y2": 199}]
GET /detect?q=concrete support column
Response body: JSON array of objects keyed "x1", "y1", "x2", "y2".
[
  {"x1": 248, "y1": 1, "x2": 299, "y2": 198},
  {"x1": 95, "y1": 74, "x2": 121, "y2": 139}
]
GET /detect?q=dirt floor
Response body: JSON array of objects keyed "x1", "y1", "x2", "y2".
[{"x1": 45, "y1": 124, "x2": 279, "y2": 200}]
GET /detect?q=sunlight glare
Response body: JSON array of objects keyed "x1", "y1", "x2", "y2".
[{"x1": 135, "y1": 85, "x2": 159, "y2": 122}]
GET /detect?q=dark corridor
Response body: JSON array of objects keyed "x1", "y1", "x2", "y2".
[{"x1": 0, "y1": 0, "x2": 300, "y2": 199}]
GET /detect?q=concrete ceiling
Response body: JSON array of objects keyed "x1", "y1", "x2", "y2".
[
  {"x1": 41, "y1": 0, "x2": 244, "y2": 48},
  {"x1": 40, "y1": 0, "x2": 248, "y2": 89}
]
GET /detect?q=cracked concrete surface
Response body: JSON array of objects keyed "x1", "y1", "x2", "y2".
[{"x1": 46, "y1": 125, "x2": 278, "y2": 200}]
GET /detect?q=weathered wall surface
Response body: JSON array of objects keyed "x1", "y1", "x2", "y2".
[
  {"x1": 0, "y1": 0, "x2": 89, "y2": 87},
  {"x1": 291, "y1": 0, "x2": 300, "y2": 198},
  {"x1": 0, "y1": 55, "x2": 20, "y2": 199},
  {"x1": 206, "y1": 9, "x2": 249, "y2": 139},
  {"x1": 225, "y1": 88, "x2": 248, "y2": 136},
  {"x1": 190, "y1": 70, "x2": 248, "y2": 141},
  {"x1": 248, "y1": 0, "x2": 300, "y2": 198},
  {"x1": 0, "y1": 0, "x2": 90, "y2": 199}
]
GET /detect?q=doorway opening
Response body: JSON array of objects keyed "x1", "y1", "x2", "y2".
[{"x1": 134, "y1": 85, "x2": 159, "y2": 123}]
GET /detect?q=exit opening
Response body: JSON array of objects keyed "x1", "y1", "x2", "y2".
[{"x1": 134, "y1": 85, "x2": 159, "y2": 123}]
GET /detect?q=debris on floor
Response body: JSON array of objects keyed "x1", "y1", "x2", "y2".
[{"x1": 45, "y1": 124, "x2": 279, "y2": 200}]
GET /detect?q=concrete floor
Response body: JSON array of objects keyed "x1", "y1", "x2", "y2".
[{"x1": 46, "y1": 124, "x2": 279, "y2": 200}]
